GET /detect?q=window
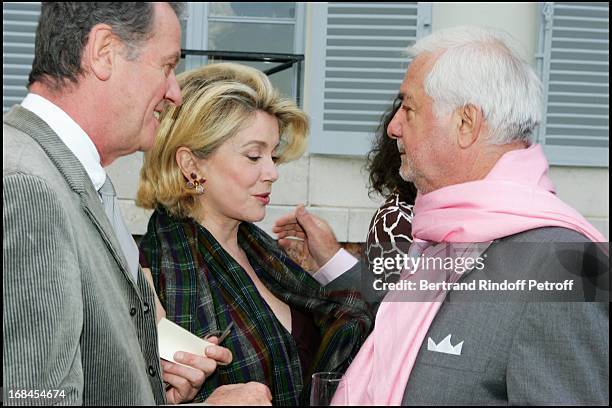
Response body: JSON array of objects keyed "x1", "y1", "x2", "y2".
[
  {"x1": 183, "y1": 2, "x2": 304, "y2": 100},
  {"x1": 307, "y1": 2, "x2": 432, "y2": 156},
  {"x1": 536, "y1": 2, "x2": 609, "y2": 167},
  {"x1": 2, "y1": 3, "x2": 304, "y2": 111}
]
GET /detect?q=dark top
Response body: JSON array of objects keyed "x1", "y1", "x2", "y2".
[
  {"x1": 138, "y1": 209, "x2": 373, "y2": 405},
  {"x1": 291, "y1": 307, "x2": 322, "y2": 378}
]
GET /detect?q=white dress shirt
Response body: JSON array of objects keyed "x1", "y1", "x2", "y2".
[
  {"x1": 313, "y1": 249, "x2": 358, "y2": 285},
  {"x1": 21, "y1": 93, "x2": 141, "y2": 281},
  {"x1": 21, "y1": 93, "x2": 106, "y2": 191}
]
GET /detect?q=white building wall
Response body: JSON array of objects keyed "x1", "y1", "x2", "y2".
[{"x1": 111, "y1": 2, "x2": 609, "y2": 241}]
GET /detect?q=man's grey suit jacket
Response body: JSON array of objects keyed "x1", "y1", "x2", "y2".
[
  {"x1": 328, "y1": 227, "x2": 609, "y2": 405},
  {"x1": 3, "y1": 106, "x2": 165, "y2": 405}
]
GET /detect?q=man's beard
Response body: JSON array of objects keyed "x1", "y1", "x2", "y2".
[{"x1": 398, "y1": 155, "x2": 415, "y2": 183}]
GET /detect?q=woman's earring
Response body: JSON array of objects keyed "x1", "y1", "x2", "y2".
[{"x1": 186, "y1": 172, "x2": 206, "y2": 194}]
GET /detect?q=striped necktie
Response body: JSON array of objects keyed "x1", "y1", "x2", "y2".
[{"x1": 99, "y1": 176, "x2": 139, "y2": 281}]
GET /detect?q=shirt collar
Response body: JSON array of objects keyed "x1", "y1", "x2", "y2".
[{"x1": 21, "y1": 93, "x2": 107, "y2": 191}]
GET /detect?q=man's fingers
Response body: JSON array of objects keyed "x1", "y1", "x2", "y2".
[
  {"x1": 205, "y1": 382, "x2": 272, "y2": 405},
  {"x1": 205, "y1": 344, "x2": 233, "y2": 365},
  {"x1": 163, "y1": 371, "x2": 192, "y2": 403},
  {"x1": 163, "y1": 358, "x2": 208, "y2": 386},
  {"x1": 295, "y1": 206, "x2": 320, "y2": 233},
  {"x1": 168, "y1": 353, "x2": 215, "y2": 381},
  {"x1": 246, "y1": 382, "x2": 273, "y2": 402},
  {"x1": 162, "y1": 371, "x2": 190, "y2": 390},
  {"x1": 272, "y1": 222, "x2": 302, "y2": 234},
  {"x1": 277, "y1": 238, "x2": 291, "y2": 251},
  {"x1": 163, "y1": 371, "x2": 196, "y2": 405},
  {"x1": 216, "y1": 383, "x2": 242, "y2": 391},
  {"x1": 274, "y1": 230, "x2": 292, "y2": 239},
  {"x1": 278, "y1": 238, "x2": 307, "y2": 254},
  {"x1": 275, "y1": 230, "x2": 306, "y2": 240},
  {"x1": 272, "y1": 217, "x2": 299, "y2": 228},
  {"x1": 260, "y1": 383, "x2": 272, "y2": 400},
  {"x1": 242, "y1": 382, "x2": 273, "y2": 404},
  {"x1": 273, "y1": 213, "x2": 299, "y2": 229}
]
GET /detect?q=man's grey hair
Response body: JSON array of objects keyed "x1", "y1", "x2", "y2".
[
  {"x1": 28, "y1": 2, "x2": 185, "y2": 91},
  {"x1": 407, "y1": 25, "x2": 543, "y2": 145}
]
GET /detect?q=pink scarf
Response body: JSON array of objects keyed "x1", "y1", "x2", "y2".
[{"x1": 335, "y1": 144, "x2": 606, "y2": 405}]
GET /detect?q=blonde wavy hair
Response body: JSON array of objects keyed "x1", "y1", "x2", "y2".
[{"x1": 136, "y1": 62, "x2": 309, "y2": 218}]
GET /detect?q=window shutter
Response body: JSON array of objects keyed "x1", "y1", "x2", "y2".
[
  {"x1": 3, "y1": 2, "x2": 40, "y2": 113},
  {"x1": 537, "y1": 2, "x2": 609, "y2": 167},
  {"x1": 308, "y1": 2, "x2": 432, "y2": 156}
]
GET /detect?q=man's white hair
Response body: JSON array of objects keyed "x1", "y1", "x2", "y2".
[{"x1": 407, "y1": 25, "x2": 543, "y2": 145}]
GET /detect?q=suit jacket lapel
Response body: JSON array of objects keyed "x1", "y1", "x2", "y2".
[
  {"x1": 3, "y1": 105, "x2": 140, "y2": 295},
  {"x1": 80, "y1": 185, "x2": 142, "y2": 294}
]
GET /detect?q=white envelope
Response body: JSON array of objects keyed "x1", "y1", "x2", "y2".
[{"x1": 157, "y1": 317, "x2": 213, "y2": 365}]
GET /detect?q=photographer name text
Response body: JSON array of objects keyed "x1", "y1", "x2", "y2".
[{"x1": 373, "y1": 279, "x2": 575, "y2": 292}]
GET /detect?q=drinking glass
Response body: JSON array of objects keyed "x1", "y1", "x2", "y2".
[{"x1": 310, "y1": 372, "x2": 348, "y2": 406}]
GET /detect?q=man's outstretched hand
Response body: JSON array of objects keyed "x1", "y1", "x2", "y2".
[{"x1": 272, "y1": 204, "x2": 340, "y2": 271}]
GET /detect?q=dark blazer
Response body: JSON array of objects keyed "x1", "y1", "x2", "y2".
[
  {"x1": 3, "y1": 106, "x2": 165, "y2": 405},
  {"x1": 329, "y1": 227, "x2": 609, "y2": 405}
]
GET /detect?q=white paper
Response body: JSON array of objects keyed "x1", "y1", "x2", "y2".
[{"x1": 157, "y1": 317, "x2": 214, "y2": 365}]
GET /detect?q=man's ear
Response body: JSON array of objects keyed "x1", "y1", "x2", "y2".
[
  {"x1": 85, "y1": 24, "x2": 116, "y2": 81},
  {"x1": 176, "y1": 147, "x2": 203, "y2": 180},
  {"x1": 455, "y1": 104, "x2": 483, "y2": 149}
]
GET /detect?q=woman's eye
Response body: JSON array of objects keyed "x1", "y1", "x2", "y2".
[
  {"x1": 272, "y1": 156, "x2": 280, "y2": 163},
  {"x1": 247, "y1": 156, "x2": 261, "y2": 162}
]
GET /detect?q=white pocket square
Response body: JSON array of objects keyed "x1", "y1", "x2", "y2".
[{"x1": 427, "y1": 334, "x2": 463, "y2": 356}]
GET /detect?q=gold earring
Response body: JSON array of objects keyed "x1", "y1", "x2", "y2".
[{"x1": 186, "y1": 172, "x2": 206, "y2": 194}]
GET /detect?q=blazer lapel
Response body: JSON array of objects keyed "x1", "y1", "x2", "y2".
[
  {"x1": 80, "y1": 184, "x2": 142, "y2": 294},
  {"x1": 3, "y1": 105, "x2": 140, "y2": 296}
]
